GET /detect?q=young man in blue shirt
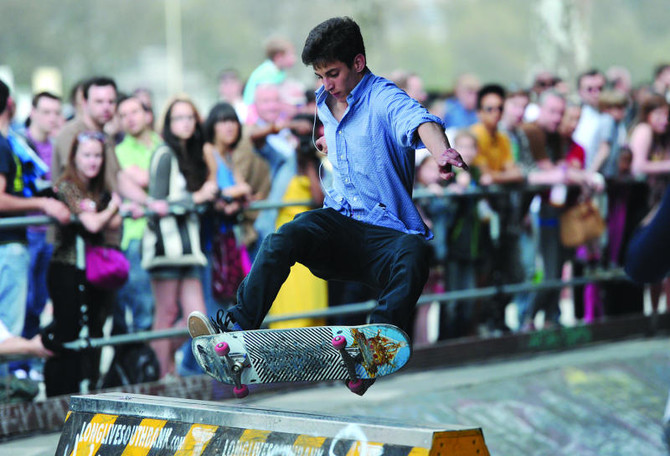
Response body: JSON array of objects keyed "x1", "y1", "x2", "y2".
[{"x1": 189, "y1": 17, "x2": 467, "y2": 390}]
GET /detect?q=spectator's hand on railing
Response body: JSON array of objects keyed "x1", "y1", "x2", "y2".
[
  {"x1": 120, "y1": 201, "x2": 144, "y2": 219},
  {"x1": 193, "y1": 181, "x2": 219, "y2": 204},
  {"x1": 110, "y1": 192, "x2": 122, "y2": 209},
  {"x1": 426, "y1": 182, "x2": 444, "y2": 196},
  {"x1": 446, "y1": 171, "x2": 471, "y2": 194},
  {"x1": 588, "y1": 172, "x2": 606, "y2": 193},
  {"x1": 479, "y1": 172, "x2": 494, "y2": 187},
  {"x1": 146, "y1": 199, "x2": 169, "y2": 217},
  {"x1": 215, "y1": 199, "x2": 242, "y2": 215},
  {"x1": 29, "y1": 335, "x2": 54, "y2": 358},
  {"x1": 42, "y1": 197, "x2": 71, "y2": 224}
]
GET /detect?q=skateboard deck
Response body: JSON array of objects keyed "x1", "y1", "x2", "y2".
[{"x1": 191, "y1": 324, "x2": 411, "y2": 397}]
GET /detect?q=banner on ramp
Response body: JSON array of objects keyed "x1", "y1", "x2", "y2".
[{"x1": 55, "y1": 393, "x2": 489, "y2": 456}]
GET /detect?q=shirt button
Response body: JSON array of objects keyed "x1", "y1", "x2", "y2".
[
  {"x1": 353, "y1": 196, "x2": 358, "y2": 202},
  {"x1": 338, "y1": 130, "x2": 342, "y2": 135}
]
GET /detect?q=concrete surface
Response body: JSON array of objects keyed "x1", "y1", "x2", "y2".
[{"x1": 1, "y1": 337, "x2": 668, "y2": 456}]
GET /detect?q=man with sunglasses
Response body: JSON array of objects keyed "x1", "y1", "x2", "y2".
[
  {"x1": 470, "y1": 84, "x2": 523, "y2": 185},
  {"x1": 573, "y1": 69, "x2": 607, "y2": 171},
  {"x1": 469, "y1": 84, "x2": 524, "y2": 335}
]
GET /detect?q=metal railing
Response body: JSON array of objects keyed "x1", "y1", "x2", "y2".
[{"x1": 0, "y1": 181, "x2": 647, "y2": 359}]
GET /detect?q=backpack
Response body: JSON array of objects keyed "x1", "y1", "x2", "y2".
[{"x1": 101, "y1": 343, "x2": 160, "y2": 388}]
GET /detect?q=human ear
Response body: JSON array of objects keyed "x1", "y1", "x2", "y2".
[{"x1": 353, "y1": 54, "x2": 366, "y2": 73}]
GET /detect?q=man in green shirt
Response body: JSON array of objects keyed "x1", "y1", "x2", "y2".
[{"x1": 113, "y1": 95, "x2": 162, "y2": 335}]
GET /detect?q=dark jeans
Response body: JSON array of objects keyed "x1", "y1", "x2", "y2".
[
  {"x1": 44, "y1": 262, "x2": 112, "y2": 397},
  {"x1": 229, "y1": 208, "x2": 431, "y2": 335}
]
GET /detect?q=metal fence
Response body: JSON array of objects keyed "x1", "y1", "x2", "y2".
[{"x1": 0, "y1": 181, "x2": 649, "y2": 359}]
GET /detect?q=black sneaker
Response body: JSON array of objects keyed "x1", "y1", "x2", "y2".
[
  {"x1": 344, "y1": 378, "x2": 376, "y2": 396},
  {"x1": 188, "y1": 309, "x2": 242, "y2": 338}
]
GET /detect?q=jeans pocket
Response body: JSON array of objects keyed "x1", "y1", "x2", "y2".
[{"x1": 369, "y1": 203, "x2": 408, "y2": 233}]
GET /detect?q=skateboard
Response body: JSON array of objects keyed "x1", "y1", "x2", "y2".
[{"x1": 191, "y1": 324, "x2": 411, "y2": 398}]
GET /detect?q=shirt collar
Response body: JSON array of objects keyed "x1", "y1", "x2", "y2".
[{"x1": 315, "y1": 69, "x2": 374, "y2": 106}]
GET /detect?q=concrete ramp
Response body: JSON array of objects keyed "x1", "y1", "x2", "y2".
[{"x1": 55, "y1": 393, "x2": 490, "y2": 455}]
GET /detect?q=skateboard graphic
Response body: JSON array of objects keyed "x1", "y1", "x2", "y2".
[{"x1": 191, "y1": 324, "x2": 411, "y2": 398}]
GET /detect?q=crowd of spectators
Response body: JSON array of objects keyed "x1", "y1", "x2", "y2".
[{"x1": 1, "y1": 34, "x2": 669, "y2": 398}]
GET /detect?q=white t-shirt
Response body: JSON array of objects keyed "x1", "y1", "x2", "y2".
[{"x1": 0, "y1": 320, "x2": 10, "y2": 344}]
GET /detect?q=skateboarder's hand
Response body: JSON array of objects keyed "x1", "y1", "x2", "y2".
[{"x1": 437, "y1": 147, "x2": 469, "y2": 181}]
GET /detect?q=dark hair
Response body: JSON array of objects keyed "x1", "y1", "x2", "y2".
[
  {"x1": 291, "y1": 113, "x2": 322, "y2": 167},
  {"x1": 576, "y1": 69, "x2": 604, "y2": 90},
  {"x1": 654, "y1": 63, "x2": 670, "y2": 79},
  {"x1": 476, "y1": 84, "x2": 506, "y2": 110},
  {"x1": 203, "y1": 102, "x2": 242, "y2": 148},
  {"x1": 116, "y1": 94, "x2": 149, "y2": 112},
  {"x1": 162, "y1": 98, "x2": 208, "y2": 192},
  {"x1": 68, "y1": 79, "x2": 86, "y2": 106},
  {"x1": 0, "y1": 79, "x2": 9, "y2": 114},
  {"x1": 301, "y1": 17, "x2": 365, "y2": 68},
  {"x1": 32, "y1": 91, "x2": 61, "y2": 108},
  {"x1": 634, "y1": 92, "x2": 669, "y2": 126},
  {"x1": 59, "y1": 131, "x2": 107, "y2": 197},
  {"x1": 82, "y1": 77, "x2": 117, "y2": 100},
  {"x1": 633, "y1": 93, "x2": 670, "y2": 151}
]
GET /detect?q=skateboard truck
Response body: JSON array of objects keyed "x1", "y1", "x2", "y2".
[
  {"x1": 215, "y1": 342, "x2": 250, "y2": 398},
  {"x1": 332, "y1": 335, "x2": 365, "y2": 394}
]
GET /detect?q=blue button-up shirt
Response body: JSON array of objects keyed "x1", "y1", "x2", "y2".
[{"x1": 316, "y1": 70, "x2": 444, "y2": 239}]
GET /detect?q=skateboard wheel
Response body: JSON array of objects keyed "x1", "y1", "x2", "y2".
[
  {"x1": 347, "y1": 379, "x2": 364, "y2": 393},
  {"x1": 332, "y1": 335, "x2": 347, "y2": 350},
  {"x1": 233, "y1": 384, "x2": 249, "y2": 398},
  {"x1": 215, "y1": 341, "x2": 230, "y2": 356}
]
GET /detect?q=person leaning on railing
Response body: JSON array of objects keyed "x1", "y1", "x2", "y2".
[
  {"x1": 43, "y1": 131, "x2": 122, "y2": 397},
  {"x1": 0, "y1": 79, "x2": 70, "y2": 381}
]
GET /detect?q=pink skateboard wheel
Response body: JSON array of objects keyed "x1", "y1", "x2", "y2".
[
  {"x1": 214, "y1": 341, "x2": 230, "y2": 356},
  {"x1": 332, "y1": 335, "x2": 347, "y2": 350},
  {"x1": 233, "y1": 384, "x2": 249, "y2": 398},
  {"x1": 347, "y1": 379, "x2": 364, "y2": 393}
]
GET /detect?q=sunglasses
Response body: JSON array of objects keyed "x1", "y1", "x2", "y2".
[
  {"x1": 482, "y1": 105, "x2": 503, "y2": 113},
  {"x1": 77, "y1": 131, "x2": 106, "y2": 143},
  {"x1": 584, "y1": 85, "x2": 603, "y2": 93}
]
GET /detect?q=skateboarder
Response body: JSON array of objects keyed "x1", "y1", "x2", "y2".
[{"x1": 189, "y1": 16, "x2": 468, "y2": 393}]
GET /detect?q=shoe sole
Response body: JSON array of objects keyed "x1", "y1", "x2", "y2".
[{"x1": 188, "y1": 312, "x2": 215, "y2": 338}]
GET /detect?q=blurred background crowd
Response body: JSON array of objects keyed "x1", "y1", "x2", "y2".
[{"x1": 1, "y1": 0, "x2": 669, "y2": 402}]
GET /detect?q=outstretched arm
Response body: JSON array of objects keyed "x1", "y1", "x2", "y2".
[{"x1": 416, "y1": 122, "x2": 469, "y2": 180}]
